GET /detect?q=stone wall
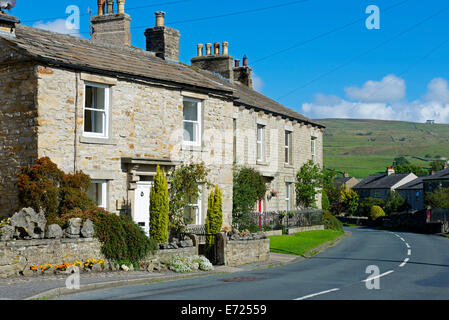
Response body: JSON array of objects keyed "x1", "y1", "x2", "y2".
[
  {"x1": 233, "y1": 107, "x2": 324, "y2": 212},
  {"x1": 0, "y1": 60, "x2": 38, "y2": 217},
  {"x1": 0, "y1": 238, "x2": 104, "y2": 278},
  {"x1": 223, "y1": 238, "x2": 271, "y2": 267}
]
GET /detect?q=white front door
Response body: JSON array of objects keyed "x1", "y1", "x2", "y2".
[{"x1": 134, "y1": 182, "x2": 152, "y2": 236}]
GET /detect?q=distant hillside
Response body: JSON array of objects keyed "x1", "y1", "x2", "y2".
[{"x1": 318, "y1": 119, "x2": 449, "y2": 179}]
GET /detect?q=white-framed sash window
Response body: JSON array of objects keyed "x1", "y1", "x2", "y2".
[
  {"x1": 286, "y1": 183, "x2": 291, "y2": 212},
  {"x1": 184, "y1": 186, "x2": 203, "y2": 225},
  {"x1": 257, "y1": 124, "x2": 265, "y2": 162},
  {"x1": 285, "y1": 131, "x2": 293, "y2": 165},
  {"x1": 83, "y1": 83, "x2": 110, "y2": 138},
  {"x1": 183, "y1": 98, "x2": 202, "y2": 146},
  {"x1": 87, "y1": 180, "x2": 108, "y2": 209}
]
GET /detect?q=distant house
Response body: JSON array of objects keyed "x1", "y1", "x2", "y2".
[
  {"x1": 423, "y1": 167, "x2": 449, "y2": 194},
  {"x1": 396, "y1": 177, "x2": 425, "y2": 212},
  {"x1": 426, "y1": 120, "x2": 435, "y2": 125},
  {"x1": 334, "y1": 172, "x2": 359, "y2": 189},
  {"x1": 353, "y1": 167, "x2": 417, "y2": 202}
]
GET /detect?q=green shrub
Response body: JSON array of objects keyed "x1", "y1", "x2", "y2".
[
  {"x1": 384, "y1": 191, "x2": 408, "y2": 215},
  {"x1": 323, "y1": 210, "x2": 343, "y2": 231},
  {"x1": 370, "y1": 206, "x2": 386, "y2": 221},
  {"x1": 61, "y1": 207, "x2": 157, "y2": 264},
  {"x1": 150, "y1": 165, "x2": 169, "y2": 244},
  {"x1": 340, "y1": 188, "x2": 359, "y2": 216},
  {"x1": 360, "y1": 197, "x2": 385, "y2": 216},
  {"x1": 233, "y1": 167, "x2": 267, "y2": 214},
  {"x1": 206, "y1": 186, "x2": 223, "y2": 251}
]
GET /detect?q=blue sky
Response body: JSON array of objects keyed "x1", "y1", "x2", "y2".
[{"x1": 9, "y1": 0, "x2": 449, "y2": 123}]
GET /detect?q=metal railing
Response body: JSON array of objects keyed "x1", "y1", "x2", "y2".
[{"x1": 233, "y1": 209, "x2": 323, "y2": 233}]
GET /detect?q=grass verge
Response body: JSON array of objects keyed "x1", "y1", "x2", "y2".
[{"x1": 269, "y1": 230, "x2": 344, "y2": 257}]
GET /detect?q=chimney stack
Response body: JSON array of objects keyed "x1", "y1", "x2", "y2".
[
  {"x1": 233, "y1": 55, "x2": 253, "y2": 88},
  {"x1": 91, "y1": 0, "x2": 131, "y2": 46},
  {"x1": 145, "y1": 12, "x2": 181, "y2": 62},
  {"x1": 197, "y1": 44, "x2": 204, "y2": 57},
  {"x1": 191, "y1": 41, "x2": 234, "y2": 81},
  {"x1": 0, "y1": 13, "x2": 19, "y2": 38},
  {"x1": 387, "y1": 167, "x2": 395, "y2": 176}
]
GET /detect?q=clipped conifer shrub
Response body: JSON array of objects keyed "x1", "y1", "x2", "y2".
[{"x1": 150, "y1": 165, "x2": 169, "y2": 244}]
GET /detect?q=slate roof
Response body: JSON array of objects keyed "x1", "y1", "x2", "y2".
[
  {"x1": 423, "y1": 168, "x2": 449, "y2": 181},
  {"x1": 334, "y1": 177, "x2": 353, "y2": 185},
  {"x1": 396, "y1": 177, "x2": 424, "y2": 190},
  {"x1": 0, "y1": 24, "x2": 324, "y2": 128},
  {"x1": 4, "y1": 25, "x2": 233, "y2": 95},
  {"x1": 353, "y1": 173, "x2": 412, "y2": 190}
]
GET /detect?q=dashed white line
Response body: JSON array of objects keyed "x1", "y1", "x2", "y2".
[
  {"x1": 407, "y1": 249, "x2": 412, "y2": 256},
  {"x1": 400, "y1": 258, "x2": 410, "y2": 268},
  {"x1": 294, "y1": 288, "x2": 340, "y2": 300},
  {"x1": 362, "y1": 270, "x2": 395, "y2": 283},
  {"x1": 405, "y1": 243, "x2": 410, "y2": 248}
]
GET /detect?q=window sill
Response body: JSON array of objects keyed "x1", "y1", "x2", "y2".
[
  {"x1": 80, "y1": 136, "x2": 117, "y2": 146},
  {"x1": 256, "y1": 161, "x2": 269, "y2": 166},
  {"x1": 284, "y1": 164, "x2": 295, "y2": 169},
  {"x1": 182, "y1": 144, "x2": 202, "y2": 152}
]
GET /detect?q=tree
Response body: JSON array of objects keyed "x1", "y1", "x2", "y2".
[
  {"x1": 321, "y1": 190, "x2": 330, "y2": 211},
  {"x1": 340, "y1": 188, "x2": 359, "y2": 216},
  {"x1": 384, "y1": 191, "x2": 408, "y2": 215},
  {"x1": 295, "y1": 160, "x2": 324, "y2": 209},
  {"x1": 394, "y1": 164, "x2": 428, "y2": 177},
  {"x1": 430, "y1": 160, "x2": 446, "y2": 172},
  {"x1": 360, "y1": 197, "x2": 385, "y2": 216},
  {"x1": 168, "y1": 162, "x2": 210, "y2": 236},
  {"x1": 205, "y1": 186, "x2": 223, "y2": 255},
  {"x1": 425, "y1": 188, "x2": 449, "y2": 209},
  {"x1": 233, "y1": 167, "x2": 267, "y2": 214},
  {"x1": 150, "y1": 165, "x2": 169, "y2": 244},
  {"x1": 394, "y1": 157, "x2": 410, "y2": 166}
]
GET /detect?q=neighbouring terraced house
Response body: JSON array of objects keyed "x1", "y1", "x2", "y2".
[{"x1": 0, "y1": 1, "x2": 324, "y2": 231}]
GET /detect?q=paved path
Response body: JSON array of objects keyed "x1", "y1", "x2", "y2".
[{"x1": 54, "y1": 227, "x2": 449, "y2": 300}]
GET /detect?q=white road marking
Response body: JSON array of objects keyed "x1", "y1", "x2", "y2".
[
  {"x1": 405, "y1": 243, "x2": 410, "y2": 248},
  {"x1": 408, "y1": 249, "x2": 412, "y2": 256},
  {"x1": 399, "y1": 258, "x2": 410, "y2": 268},
  {"x1": 362, "y1": 270, "x2": 394, "y2": 283},
  {"x1": 400, "y1": 238, "x2": 405, "y2": 242},
  {"x1": 294, "y1": 288, "x2": 340, "y2": 300}
]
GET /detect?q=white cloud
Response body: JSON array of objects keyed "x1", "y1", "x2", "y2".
[
  {"x1": 301, "y1": 76, "x2": 449, "y2": 124},
  {"x1": 344, "y1": 74, "x2": 406, "y2": 103},
  {"x1": 425, "y1": 78, "x2": 449, "y2": 103},
  {"x1": 33, "y1": 19, "x2": 81, "y2": 37},
  {"x1": 252, "y1": 74, "x2": 264, "y2": 92}
]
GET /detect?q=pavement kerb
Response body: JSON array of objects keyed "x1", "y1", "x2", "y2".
[{"x1": 24, "y1": 230, "x2": 352, "y2": 300}]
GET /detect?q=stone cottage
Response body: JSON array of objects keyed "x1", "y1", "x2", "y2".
[{"x1": 0, "y1": 1, "x2": 324, "y2": 231}]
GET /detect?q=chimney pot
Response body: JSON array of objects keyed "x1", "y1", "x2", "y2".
[
  {"x1": 155, "y1": 11, "x2": 166, "y2": 27},
  {"x1": 206, "y1": 43, "x2": 212, "y2": 56},
  {"x1": 97, "y1": 0, "x2": 106, "y2": 15},
  {"x1": 387, "y1": 167, "x2": 395, "y2": 176},
  {"x1": 106, "y1": 0, "x2": 114, "y2": 14},
  {"x1": 117, "y1": 0, "x2": 125, "y2": 14},
  {"x1": 243, "y1": 55, "x2": 248, "y2": 67},
  {"x1": 214, "y1": 42, "x2": 220, "y2": 55},
  {"x1": 197, "y1": 44, "x2": 204, "y2": 57},
  {"x1": 222, "y1": 41, "x2": 229, "y2": 55},
  {"x1": 235, "y1": 59, "x2": 240, "y2": 68}
]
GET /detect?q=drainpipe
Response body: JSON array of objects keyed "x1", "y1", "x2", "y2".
[{"x1": 74, "y1": 73, "x2": 80, "y2": 173}]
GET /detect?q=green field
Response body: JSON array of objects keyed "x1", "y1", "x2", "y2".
[
  {"x1": 269, "y1": 230, "x2": 344, "y2": 256},
  {"x1": 319, "y1": 119, "x2": 449, "y2": 178}
]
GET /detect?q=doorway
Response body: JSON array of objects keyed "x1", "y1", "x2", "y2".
[{"x1": 134, "y1": 182, "x2": 152, "y2": 236}]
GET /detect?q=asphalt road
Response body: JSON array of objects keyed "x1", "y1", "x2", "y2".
[{"x1": 58, "y1": 227, "x2": 449, "y2": 300}]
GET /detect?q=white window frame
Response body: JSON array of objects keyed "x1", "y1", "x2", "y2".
[
  {"x1": 285, "y1": 131, "x2": 292, "y2": 165},
  {"x1": 83, "y1": 82, "x2": 110, "y2": 139},
  {"x1": 183, "y1": 97, "x2": 202, "y2": 147},
  {"x1": 311, "y1": 137, "x2": 317, "y2": 162},
  {"x1": 185, "y1": 186, "x2": 203, "y2": 225},
  {"x1": 257, "y1": 124, "x2": 265, "y2": 162},
  {"x1": 286, "y1": 183, "x2": 291, "y2": 212},
  {"x1": 89, "y1": 180, "x2": 108, "y2": 209}
]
